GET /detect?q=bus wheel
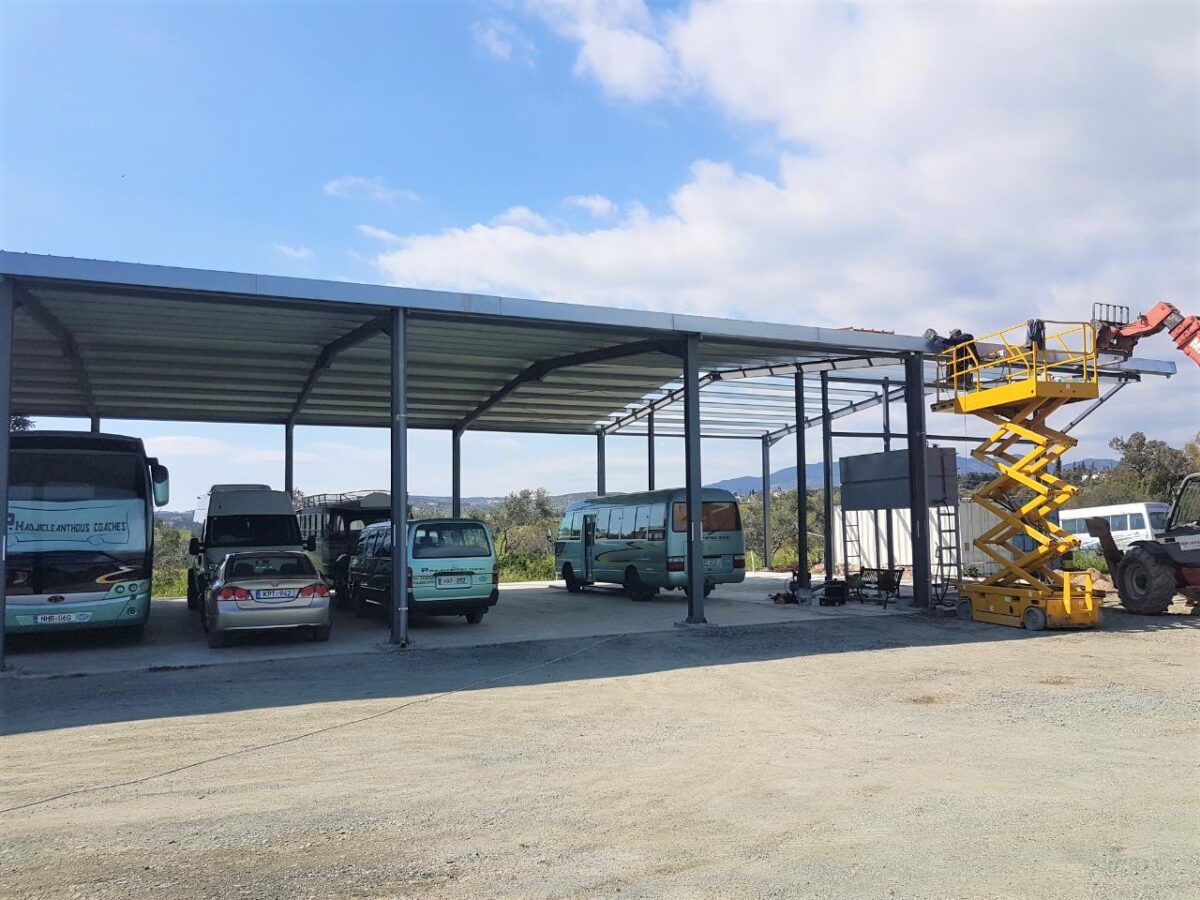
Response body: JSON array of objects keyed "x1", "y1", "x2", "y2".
[
  {"x1": 624, "y1": 568, "x2": 654, "y2": 602},
  {"x1": 563, "y1": 565, "x2": 584, "y2": 594}
]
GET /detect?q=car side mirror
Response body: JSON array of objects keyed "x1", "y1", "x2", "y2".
[
  {"x1": 305, "y1": 536, "x2": 317, "y2": 552},
  {"x1": 150, "y1": 464, "x2": 170, "y2": 507},
  {"x1": 545, "y1": 530, "x2": 553, "y2": 543},
  {"x1": 188, "y1": 537, "x2": 201, "y2": 556}
]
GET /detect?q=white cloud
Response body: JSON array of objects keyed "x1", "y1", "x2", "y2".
[
  {"x1": 564, "y1": 194, "x2": 617, "y2": 218},
  {"x1": 273, "y1": 243, "x2": 314, "y2": 261},
  {"x1": 529, "y1": 0, "x2": 676, "y2": 101},
  {"x1": 369, "y1": 1, "x2": 1198, "y2": 457},
  {"x1": 490, "y1": 205, "x2": 555, "y2": 232},
  {"x1": 356, "y1": 224, "x2": 404, "y2": 243},
  {"x1": 472, "y1": 18, "x2": 536, "y2": 66},
  {"x1": 324, "y1": 176, "x2": 419, "y2": 204}
]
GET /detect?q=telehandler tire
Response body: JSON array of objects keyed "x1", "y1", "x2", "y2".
[{"x1": 1116, "y1": 546, "x2": 1176, "y2": 615}]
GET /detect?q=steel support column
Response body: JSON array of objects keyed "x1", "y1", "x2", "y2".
[
  {"x1": 647, "y1": 410, "x2": 655, "y2": 491},
  {"x1": 761, "y1": 435, "x2": 771, "y2": 571},
  {"x1": 794, "y1": 372, "x2": 810, "y2": 587},
  {"x1": 683, "y1": 334, "x2": 706, "y2": 623},
  {"x1": 451, "y1": 428, "x2": 462, "y2": 518},
  {"x1": 882, "y1": 376, "x2": 895, "y2": 572},
  {"x1": 820, "y1": 372, "x2": 835, "y2": 581},
  {"x1": 284, "y1": 423, "x2": 294, "y2": 498},
  {"x1": 904, "y1": 354, "x2": 931, "y2": 608},
  {"x1": 596, "y1": 431, "x2": 606, "y2": 496},
  {"x1": 0, "y1": 279, "x2": 13, "y2": 671},
  {"x1": 389, "y1": 308, "x2": 409, "y2": 645},
  {"x1": 90, "y1": 416, "x2": 100, "y2": 434}
]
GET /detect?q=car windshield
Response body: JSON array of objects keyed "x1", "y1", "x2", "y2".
[
  {"x1": 226, "y1": 554, "x2": 315, "y2": 580},
  {"x1": 412, "y1": 523, "x2": 492, "y2": 558},
  {"x1": 207, "y1": 515, "x2": 301, "y2": 548}
]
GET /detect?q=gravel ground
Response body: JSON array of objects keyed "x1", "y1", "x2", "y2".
[{"x1": 2, "y1": 609, "x2": 1198, "y2": 899}]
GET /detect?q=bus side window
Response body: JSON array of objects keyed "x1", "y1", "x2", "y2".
[
  {"x1": 558, "y1": 514, "x2": 572, "y2": 540},
  {"x1": 1109, "y1": 514, "x2": 1128, "y2": 531},
  {"x1": 621, "y1": 508, "x2": 637, "y2": 540},
  {"x1": 672, "y1": 502, "x2": 687, "y2": 532},
  {"x1": 1128, "y1": 513, "x2": 1145, "y2": 530},
  {"x1": 647, "y1": 503, "x2": 666, "y2": 541},
  {"x1": 595, "y1": 508, "x2": 610, "y2": 540},
  {"x1": 635, "y1": 505, "x2": 651, "y2": 540},
  {"x1": 570, "y1": 512, "x2": 582, "y2": 541}
]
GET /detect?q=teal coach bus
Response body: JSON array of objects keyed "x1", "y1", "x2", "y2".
[
  {"x1": 5, "y1": 431, "x2": 170, "y2": 639},
  {"x1": 553, "y1": 488, "x2": 746, "y2": 601}
]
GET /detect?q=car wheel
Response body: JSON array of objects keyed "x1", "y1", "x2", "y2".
[
  {"x1": 352, "y1": 585, "x2": 368, "y2": 619},
  {"x1": 207, "y1": 628, "x2": 227, "y2": 649},
  {"x1": 311, "y1": 625, "x2": 332, "y2": 642},
  {"x1": 186, "y1": 573, "x2": 199, "y2": 610},
  {"x1": 464, "y1": 609, "x2": 485, "y2": 624},
  {"x1": 563, "y1": 564, "x2": 584, "y2": 594}
]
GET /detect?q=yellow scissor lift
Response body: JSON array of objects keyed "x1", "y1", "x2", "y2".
[{"x1": 931, "y1": 321, "x2": 1102, "y2": 630}]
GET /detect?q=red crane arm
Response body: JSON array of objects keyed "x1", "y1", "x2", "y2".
[{"x1": 1096, "y1": 301, "x2": 1200, "y2": 368}]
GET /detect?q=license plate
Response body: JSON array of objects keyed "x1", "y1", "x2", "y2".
[
  {"x1": 255, "y1": 589, "x2": 298, "y2": 601},
  {"x1": 35, "y1": 612, "x2": 92, "y2": 624},
  {"x1": 704, "y1": 557, "x2": 724, "y2": 572},
  {"x1": 436, "y1": 575, "x2": 471, "y2": 588}
]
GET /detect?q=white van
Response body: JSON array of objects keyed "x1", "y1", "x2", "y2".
[
  {"x1": 1060, "y1": 502, "x2": 1170, "y2": 551},
  {"x1": 186, "y1": 485, "x2": 314, "y2": 609}
]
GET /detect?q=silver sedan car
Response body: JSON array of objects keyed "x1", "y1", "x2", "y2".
[{"x1": 203, "y1": 551, "x2": 332, "y2": 648}]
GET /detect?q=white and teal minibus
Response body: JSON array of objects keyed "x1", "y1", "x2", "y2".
[
  {"x1": 5, "y1": 431, "x2": 170, "y2": 639},
  {"x1": 554, "y1": 488, "x2": 746, "y2": 601}
]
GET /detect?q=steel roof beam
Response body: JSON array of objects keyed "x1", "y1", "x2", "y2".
[
  {"x1": 288, "y1": 314, "x2": 392, "y2": 425},
  {"x1": 14, "y1": 287, "x2": 98, "y2": 422},
  {"x1": 765, "y1": 383, "x2": 909, "y2": 445},
  {"x1": 456, "y1": 338, "x2": 682, "y2": 434}
]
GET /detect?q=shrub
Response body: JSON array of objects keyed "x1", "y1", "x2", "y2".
[
  {"x1": 1064, "y1": 550, "x2": 1109, "y2": 574},
  {"x1": 153, "y1": 568, "x2": 188, "y2": 598},
  {"x1": 497, "y1": 550, "x2": 556, "y2": 583}
]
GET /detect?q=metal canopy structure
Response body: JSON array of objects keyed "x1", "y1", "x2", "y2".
[{"x1": 0, "y1": 252, "x2": 1177, "y2": 662}]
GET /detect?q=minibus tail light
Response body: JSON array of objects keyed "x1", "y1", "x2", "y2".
[
  {"x1": 667, "y1": 557, "x2": 685, "y2": 572},
  {"x1": 492, "y1": 564, "x2": 500, "y2": 585},
  {"x1": 733, "y1": 554, "x2": 745, "y2": 569},
  {"x1": 406, "y1": 567, "x2": 413, "y2": 589}
]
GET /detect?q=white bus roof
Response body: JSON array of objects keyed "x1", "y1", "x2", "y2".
[
  {"x1": 207, "y1": 489, "x2": 296, "y2": 517},
  {"x1": 1060, "y1": 502, "x2": 1170, "y2": 518}
]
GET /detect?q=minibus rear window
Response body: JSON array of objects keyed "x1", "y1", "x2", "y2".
[
  {"x1": 412, "y1": 523, "x2": 492, "y2": 558},
  {"x1": 672, "y1": 501, "x2": 742, "y2": 533}
]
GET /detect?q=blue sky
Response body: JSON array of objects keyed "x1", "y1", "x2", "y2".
[{"x1": 2, "y1": 1, "x2": 1197, "y2": 510}]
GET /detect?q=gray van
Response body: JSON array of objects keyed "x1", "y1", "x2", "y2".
[{"x1": 187, "y1": 485, "x2": 314, "y2": 609}]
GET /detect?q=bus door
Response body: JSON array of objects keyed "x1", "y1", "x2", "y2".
[{"x1": 583, "y1": 514, "x2": 597, "y2": 582}]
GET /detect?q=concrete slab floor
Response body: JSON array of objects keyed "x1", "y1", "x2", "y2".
[{"x1": 0, "y1": 572, "x2": 911, "y2": 679}]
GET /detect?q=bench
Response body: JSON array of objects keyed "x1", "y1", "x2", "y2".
[{"x1": 849, "y1": 567, "x2": 905, "y2": 608}]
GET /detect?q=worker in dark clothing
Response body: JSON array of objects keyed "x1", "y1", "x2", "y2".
[{"x1": 946, "y1": 328, "x2": 977, "y2": 391}]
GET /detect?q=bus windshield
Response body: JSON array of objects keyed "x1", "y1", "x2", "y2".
[
  {"x1": 206, "y1": 515, "x2": 302, "y2": 548},
  {"x1": 7, "y1": 449, "x2": 149, "y2": 555}
]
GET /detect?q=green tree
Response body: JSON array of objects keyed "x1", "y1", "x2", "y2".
[
  {"x1": 1184, "y1": 431, "x2": 1200, "y2": 473},
  {"x1": 741, "y1": 488, "x2": 824, "y2": 569},
  {"x1": 151, "y1": 523, "x2": 192, "y2": 597},
  {"x1": 1107, "y1": 432, "x2": 1192, "y2": 501},
  {"x1": 474, "y1": 488, "x2": 557, "y2": 554}
]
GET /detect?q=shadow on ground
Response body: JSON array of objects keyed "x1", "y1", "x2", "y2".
[{"x1": 4, "y1": 603, "x2": 1196, "y2": 738}]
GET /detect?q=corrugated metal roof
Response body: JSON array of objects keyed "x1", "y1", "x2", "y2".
[{"x1": 0, "y1": 253, "x2": 1174, "y2": 436}]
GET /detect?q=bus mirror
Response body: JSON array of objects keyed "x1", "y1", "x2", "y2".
[
  {"x1": 188, "y1": 537, "x2": 201, "y2": 556},
  {"x1": 305, "y1": 535, "x2": 317, "y2": 552},
  {"x1": 545, "y1": 530, "x2": 554, "y2": 544},
  {"x1": 151, "y1": 464, "x2": 170, "y2": 506}
]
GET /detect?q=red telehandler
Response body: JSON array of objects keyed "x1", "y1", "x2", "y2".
[
  {"x1": 1087, "y1": 302, "x2": 1200, "y2": 614},
  {"x1": 1093, "y1": 301, "x2": 1200, "y2": 368}
]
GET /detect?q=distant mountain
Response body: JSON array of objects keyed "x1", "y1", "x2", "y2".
[{"x1": 704, "y1": 455, "x2": 1117, "y2": 495}]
